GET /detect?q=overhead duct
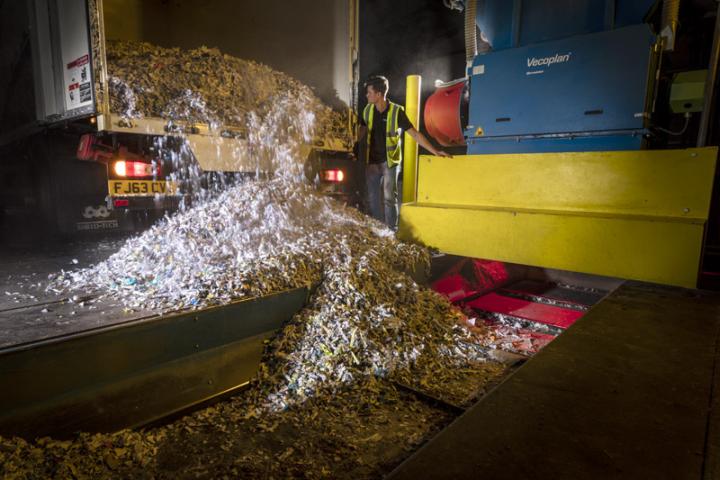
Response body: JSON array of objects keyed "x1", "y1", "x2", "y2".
[
  {"x1": 464, "y1": 0, "x2": 491, "y2": 69},
  {"x1": 660, "y1": 0, "x2": 681, "y2": 51},
  {"x1": 465, "y1": 0, "x2": 478, "y2": 66}
]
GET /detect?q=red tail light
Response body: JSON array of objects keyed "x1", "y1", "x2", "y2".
[
  {"x1": 77, "y1": 134, "x2": 93, "y2": 160},
  {"x1": 113, "y1": 160, "x2": 156, "y2": 178},
  {"x1": 113, "y1": 199, "x2": 130, "y2": 207},
  {"x1": 322, "y1": 169, "x2": 345, "y2": 183}
]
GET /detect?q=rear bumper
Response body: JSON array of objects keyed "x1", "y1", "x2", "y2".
[{"x1": 108, "y1": 195, "x2": 183, "y2": 211}]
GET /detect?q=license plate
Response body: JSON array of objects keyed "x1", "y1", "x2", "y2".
[{"x1": 108, "y1": 180, "x2": 178, "y2": 196}]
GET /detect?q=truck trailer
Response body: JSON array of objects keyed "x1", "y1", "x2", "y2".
[{"x1": 0, "y1": 0, "x2": 360, "y2": 237}]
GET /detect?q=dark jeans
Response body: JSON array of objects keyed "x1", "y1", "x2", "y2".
[{"x1": 365, "y1": 162, "x2": 399, "y2": 229}]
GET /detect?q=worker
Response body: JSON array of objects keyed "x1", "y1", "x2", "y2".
[{"x1": 357, "y1": 75, "x2": 451, "y2": 230}]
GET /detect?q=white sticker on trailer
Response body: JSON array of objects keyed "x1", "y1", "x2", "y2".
[
  {"x1": 472, "y1": 65, "x2": 485, "y2": 75},
  {"x1": 65, "y1": 54, "x2": 93, "y2": 110}
]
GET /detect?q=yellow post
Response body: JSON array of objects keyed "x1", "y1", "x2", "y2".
[{"x1": 403, "y1": 75, "x2": 421, "y2": 204}]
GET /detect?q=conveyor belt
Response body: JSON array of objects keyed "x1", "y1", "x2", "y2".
[
  {"x1": 465, "y1": 292, "x2": 584, "y2": 328},
  {"x1": 389, "y1": 282, "x2": 720, "y2": 479},
  {"x1": 502, "y1": 279, "x2": 608, "y2": 306}
]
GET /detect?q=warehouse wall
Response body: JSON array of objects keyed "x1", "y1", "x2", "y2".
[{"x1": 103, "y1": 0, "x2": 352, "y2": 109}]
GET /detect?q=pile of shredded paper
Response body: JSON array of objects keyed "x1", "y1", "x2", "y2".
[
  {"x1": 47, "y1": 39, "x2": 500, "y2": 410},
  {"x1": 106, "y1": 40, "x2": 352, "y2": 147},
  {"x1": 49, "y1": 177, "x2": 495, "y2": 411}
]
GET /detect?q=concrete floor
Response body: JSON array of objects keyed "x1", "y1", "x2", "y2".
[
  {"x1": 389, "y1": 281, "x2": 720, "y2": 479},
  {"x1": 0, "y1": 238, "x2": 158, "y2": 348}
]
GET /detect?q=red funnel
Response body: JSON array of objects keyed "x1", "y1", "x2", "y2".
[{"x1": 424, "y1": 79, "x2": 468, "y2": 147}]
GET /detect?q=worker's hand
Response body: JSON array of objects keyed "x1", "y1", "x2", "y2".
[{"x1": 436, "y1": 150, "x2": 453, "y2": 158}]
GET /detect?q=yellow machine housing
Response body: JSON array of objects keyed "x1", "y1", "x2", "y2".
[{"x1": 399, "y1": 148, "x2": 718, "y2": 288}]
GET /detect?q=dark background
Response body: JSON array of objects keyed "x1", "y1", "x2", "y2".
[{"x1": 359, "y1": 0, "x2": 466, "y2": 137}]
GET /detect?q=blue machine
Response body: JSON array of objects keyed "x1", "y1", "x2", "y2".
[{"x1": 465, "y1": 0, "x2": 658, "y2": 154}]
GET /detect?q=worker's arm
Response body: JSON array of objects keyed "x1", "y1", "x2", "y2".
[
  {"x1": 352, "y1": 125, "x2": 368, "y2": 161},
  {"x1": 406, "y1": 128, "x2": 452, "y2": 157}
]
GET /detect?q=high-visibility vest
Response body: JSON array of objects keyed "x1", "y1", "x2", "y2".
[{"x1": 363, "y1": 101, "x2": 403, "y2": 167}]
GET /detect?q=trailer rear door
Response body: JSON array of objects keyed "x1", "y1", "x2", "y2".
[{"x1": 29, "y1": 0, "x2": 96, "y2": 124}]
